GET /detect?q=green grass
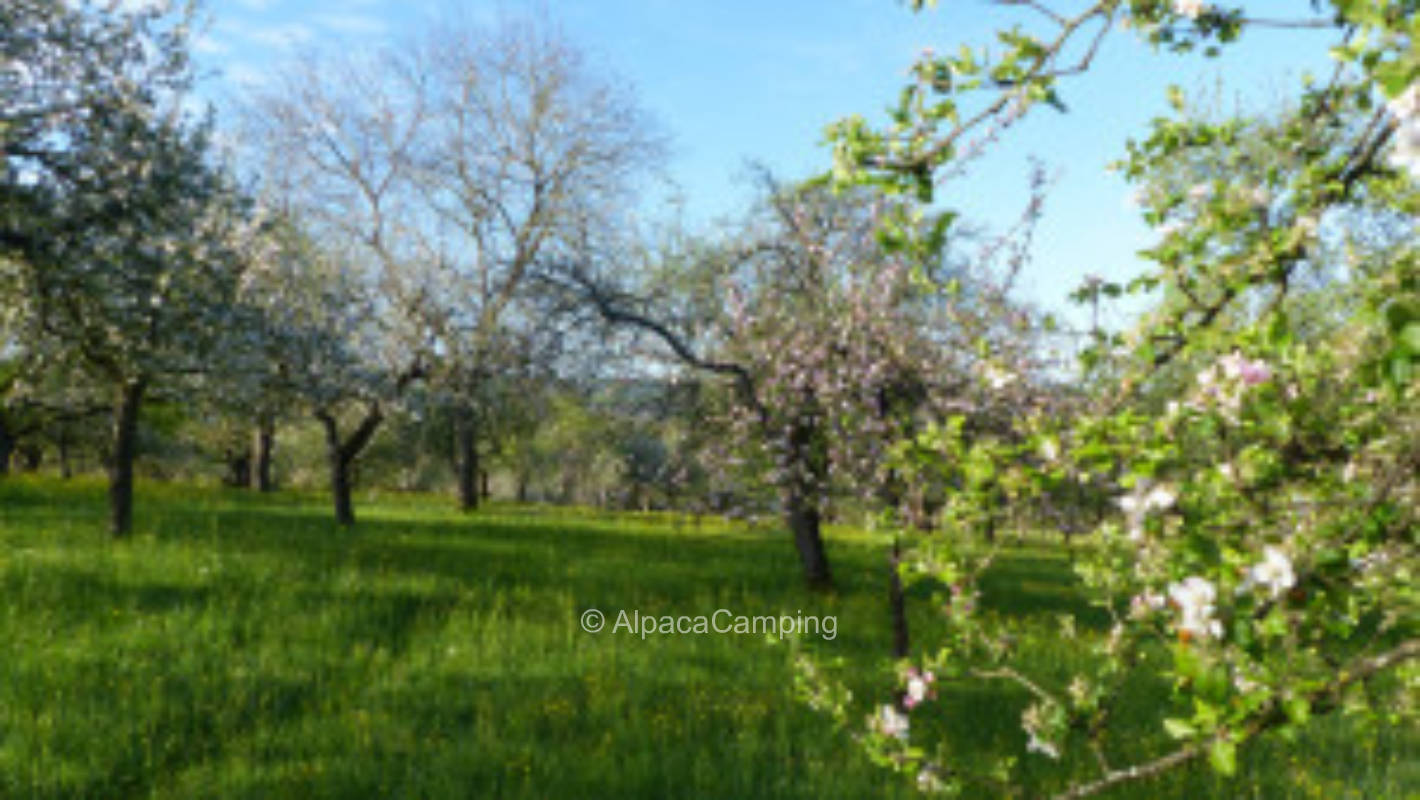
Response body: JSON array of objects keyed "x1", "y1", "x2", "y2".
[{"x1": 0, "y1": 476, "x2": 1414, "y2": 799}]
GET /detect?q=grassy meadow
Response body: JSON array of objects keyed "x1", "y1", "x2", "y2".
[{"x1": 0, "y1": 476, "x2": 1414, "y2": 799}]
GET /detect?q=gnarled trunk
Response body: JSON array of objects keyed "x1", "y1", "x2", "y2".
[
  {"x1": 785, "y1": 487, "x2": 832, "y2": 590},
  {"x1": 109, "y1": 379, "x2": 145, "y2": 538},
  {"x1": 316, "y1": 404, "x2": 384, "y2": 527},
  {"x1": 781, "y1": 411, "x2": 833, "y2": 590}
]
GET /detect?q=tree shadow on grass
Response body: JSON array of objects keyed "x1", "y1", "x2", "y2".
[{"x1": 975, "y1": 549, "x2": 1111, "y2": 630}]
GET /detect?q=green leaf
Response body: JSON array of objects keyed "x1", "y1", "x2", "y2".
[
  {"x1": 1389, "y1": 353, "x2": 1412, "y2": 387},
  {"x1": 1208, "y1": 736, "x2": 1238, "y2": 776},
  {"x1": 1284, "y1": 695, "x2": 1311, "y2": 726},
  {"x1": 1163, "y1": 718, "x2": 1197, "y2": 740},
  {"x1": 1399, "y1": 322, "x2": 1420, "y2": 354}
]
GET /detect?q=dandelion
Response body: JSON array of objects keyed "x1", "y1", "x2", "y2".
[
  {"x1": 1248, "y1": 546, "x2": 1295, "y2": 598},
  {"x1": 1168, "y1": 576, "x2": 1222, "y2": 640}
]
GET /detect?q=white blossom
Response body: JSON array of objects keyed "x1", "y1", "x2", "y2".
[
  {"x1": 1026, "y1": 733, "x2": 1060, "y2": 759},
  {"x1": 1248, "y1": 546, "x2": 1296, "y2": 599},
  {"x1": 904, "y1": 669, "x2": 935, "y2": 709},
  {"x1": 1386, "y1": 83, "x2": 1420, "y2": 121},
  {"x1": 1169, "y1": 576, "x2": 1222, "y2": 640},
  {"x1": 1116, "y1": 481, "x2": 1175, "y2": 541},
  {"x1": 873, "y1": 704, "x2": 910, "y2": 741},
  {"x1": 1173, "y1": 0, "x2": 1207, "y2": 19}
]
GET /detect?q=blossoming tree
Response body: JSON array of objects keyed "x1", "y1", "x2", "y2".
[
  {"x1": 1, "y1": 0, "x2": 268, "y2": 536},
  {"x1": 798, "y1": 0, "x2": 1419, "y2": 796},
  {"x1": 576, "y1": 176, "x2": 1043, "y2": 590}
]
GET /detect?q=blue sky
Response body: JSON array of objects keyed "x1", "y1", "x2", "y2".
[{"x1": 193, "y1": 1, "x2": 1337, "y2": 328}]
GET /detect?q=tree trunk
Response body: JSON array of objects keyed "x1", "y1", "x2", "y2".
[
  {"x1": 19, "y1": 444, "x2": 41, "y2": 471},
  {"x1": 785, "y1": 488, "x2": 833, "y2": 591},
  {"x1": 0, "y1": 414, "x2": 13, "y2": 477},
  {"x1": 109, "y1": 379, "x2": 145, "y2": 538},
  {"x1": 480, "y1": 469, "x2": 490, "y2": 501},
  {"x1": 225, "y1": 449, "x2": 251, "y2": 487},
  {"x1": 316, "y1": 404, "x2": 383, "y2": 527},
  {"x1": 453, "y1": 405, "x2": 479, "y2": 511},
  {"x1": 251, "y1": 415, "x2": 275, "y2": 492},
  {"x1": 781, "y1": 410, "x2": 833, "y2": 590}
]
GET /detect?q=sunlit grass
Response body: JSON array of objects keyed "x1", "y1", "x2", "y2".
[{"x1": 0, "y1": 476, "x2": 1413, "y2": 798}]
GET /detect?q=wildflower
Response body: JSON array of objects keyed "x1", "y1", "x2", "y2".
[
  {"x1": 1248, "y1": 546, "x2": 1296, "y2": 599},
  {"x1": 1168, "y1": 576, "x2": 1222, "y2": 640},
  {"x1": 1187, "y1": 182, "x2": 1211, "y2": 202}
]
